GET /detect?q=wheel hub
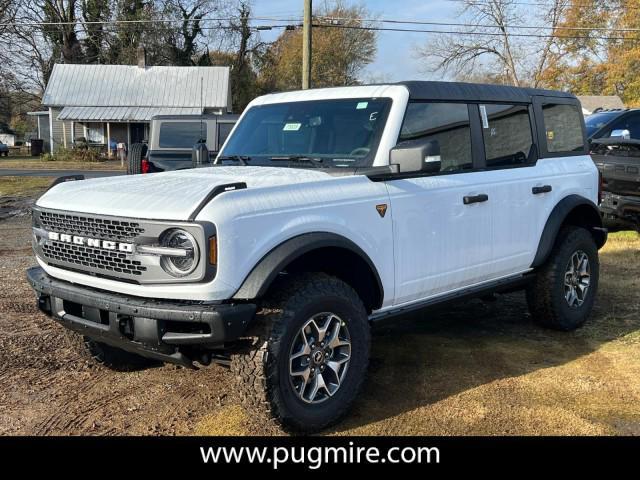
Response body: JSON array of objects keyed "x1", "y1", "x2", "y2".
[
  {"x1": 564, "y1": 250, "x2": 591, "y2": 308},
  {"x1": 311, "y1": 349, "x2": 325, "y2": 365},
  {"x1": 288, "y1": 312, "x2": 351, "y2": 404}
]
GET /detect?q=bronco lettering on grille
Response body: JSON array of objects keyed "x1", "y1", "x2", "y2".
[{"x1": 47, "y1": 231, "x2": 134, "y2": 253}]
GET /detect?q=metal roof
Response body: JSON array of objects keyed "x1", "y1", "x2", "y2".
[
  {"x1": 577, "y1": 95, "x2": 625, "y2": 114},
  {"x1": 398, "y1": 81, "x2": 576, "y2": 103},
  {"x1": 42, "y1": 64, "x2": 231, "y2": 110},
  {"x1": 58, "y1": 106, "x2": 203, "y2": 122}
]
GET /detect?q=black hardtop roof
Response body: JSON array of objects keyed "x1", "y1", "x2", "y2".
[{"x1": 397, "y1": 81, "x2": 577, "y2": 104}]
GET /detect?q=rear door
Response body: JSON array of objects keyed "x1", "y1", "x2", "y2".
[
  {"x1": 472, "y1": 102, "x2": 548, "y2": 278},
  {"x1": 386, "y1": 102, "x2": 495, "y2": 306}
]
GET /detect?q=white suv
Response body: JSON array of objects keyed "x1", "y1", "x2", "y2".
[{"x1": 27, "y1": 82, "x2": 607, "y2": 432}]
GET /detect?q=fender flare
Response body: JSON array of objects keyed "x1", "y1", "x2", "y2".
[
  {"x1": 232, "y1": 232, "x2": 384, "y2": 307},
  {"x1": 531, "y1": 194, "x2": 606, "y2": 268}
]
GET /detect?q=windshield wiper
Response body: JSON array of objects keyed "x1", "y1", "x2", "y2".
[
  {"x1": 269, "y1": 155, "x2": 325, "y2": 168},
  {"x1": 217, "y1": 155, "x2": 251, "y2": 166}
]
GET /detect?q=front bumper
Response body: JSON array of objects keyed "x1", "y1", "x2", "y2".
[
  {"x1": 600, "y1": 191, "x2": 640, "y2": 228},
  {"x1": 27, "y1": 267, "x2": 256, "y2": 367}
]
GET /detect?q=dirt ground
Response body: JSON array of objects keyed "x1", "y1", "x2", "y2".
[{"x1": 1, "y1": 193, "x2": 639, "y2": 436}]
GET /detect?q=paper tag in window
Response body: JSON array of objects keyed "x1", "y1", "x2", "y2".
[
  {"x1": 480, "y1": 105, "x2": 489, "y2": 128},
  {"x1": 547, "y1": 130, "x2": 555, "y2": 140},
  {"x1": 283, "y1": 123, "x2": 301, "y2": 131},
  {"x1": 356, "y1": 102, "x2": 368, "y2": 110}
]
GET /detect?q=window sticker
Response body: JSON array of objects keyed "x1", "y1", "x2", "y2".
[
  {"x1": 480, "y1": 105, "x2": 489, "y2": 128},
  {"x1": 283, "y1": 123, "x2": 302, "y2": 131},
  {"x1": 547, "y1": 130, "x2": 555, "y2": 140},
  {"x1": 356, "y1": 102, "x2": 369, "y2": 110}
]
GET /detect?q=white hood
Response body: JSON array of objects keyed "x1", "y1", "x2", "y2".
[{"x1": 36, "y1": 166, "x2": 334, "y2": 220}]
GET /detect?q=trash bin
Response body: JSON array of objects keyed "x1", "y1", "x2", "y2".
[{"x1": 31, "y1": 139, "x2": 44, "y2": 156}]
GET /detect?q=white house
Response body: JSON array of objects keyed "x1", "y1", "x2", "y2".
[{"x1": 31, "y1": 53, "x2": 231, "y2": 155}]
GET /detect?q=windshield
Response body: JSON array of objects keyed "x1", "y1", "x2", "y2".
[
  {"x1": 219, "y1": 98, "x2": 392, "y2": 167},
  {"x1": 585, "y1": 111, "x2": 619, "y2": 136}
]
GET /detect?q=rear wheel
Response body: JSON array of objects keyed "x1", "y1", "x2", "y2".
[
  {"x1": 127, "y1": 143, "x2": 146, "y2": 175},
  {"x1": 526, "y1": 226, "x2": 599, "y2": 331},
  {"x1": 231, "y1": 273, "x2": 370, "y2": 433}
]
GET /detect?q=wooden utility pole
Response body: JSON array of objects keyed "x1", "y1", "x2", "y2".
[{"x1": 302, "y1": 0, "x2": 312, "y2": 89}]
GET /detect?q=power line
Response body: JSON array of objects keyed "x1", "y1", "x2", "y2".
[
  {"x1": 444, "y1": 0, "x2": 626, "y2": 8},
  {"x1": 315, "y1": 15, "x2": 640, "y2": 33},
  {"x1": 7, "y1": 14, "x2": 640, "y2": 35},
  {"x1": 312, "y1": 22, "x2": 639, "y2": 42}
]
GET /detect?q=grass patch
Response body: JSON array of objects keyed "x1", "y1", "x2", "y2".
[{"x1": 0, "y1": 176, "x2": 52, "y2": 197}]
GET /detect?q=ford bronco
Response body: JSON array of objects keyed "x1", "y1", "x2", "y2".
[
  {"x1": 127, "y1": 114, "x2": 239, "y2": 174},
  {"x1": 27, "y1": 82, "x2": 606, "y2": 432}
]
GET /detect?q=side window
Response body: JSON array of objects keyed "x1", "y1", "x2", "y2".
[
  {"x1": 606, "y1": 113, "x2": 640, "y2": 140},
  {"x1": 217, "y1": 122, "x2": 234, "y2": 146},
  {"x1": 542, "y1": 103, "x2": 584, "y2": 153},
  {"x1": 480, "y1": 104, "x2": 534, "y2": 167},
  {"x1": 399, "y1": 102, "x2": 473, "y2": 173},
  {"x1": 159, "y1": 122, "x2": 206, "y2": 148}
]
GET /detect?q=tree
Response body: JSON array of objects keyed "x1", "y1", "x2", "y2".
[
  {"x1": 164, "y1": 0, "x2": 208, "y2": 65},
  {"x1": 82, "y1": 0, "x2": 111, "y2": 64},
  {"x1": 535, "y1": 1, "x2": 640, "y2": 105},
  {"x1": 257, "y1": 2, "x2": 377, "y2": 91},
  {"x1": 417, "y1": 0, "x2": 569, "y2": 87}
]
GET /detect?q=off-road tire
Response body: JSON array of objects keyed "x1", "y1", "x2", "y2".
[
  {"x1": 64, "y1": 330, "x2": 158, "y2": 371},
  {"x1": 526, "y1": 226, "x2": 599, "y2": 331},
  {"x1": 231, "y1": 272, "x2": 371, "y2": 433},
  {"x1": 127, "y1": 143, "x2": 146, "y2": 175}
]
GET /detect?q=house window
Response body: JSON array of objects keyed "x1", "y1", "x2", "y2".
[{"x1": 86, "y1": 123, "x2": 104, "y2": 143}]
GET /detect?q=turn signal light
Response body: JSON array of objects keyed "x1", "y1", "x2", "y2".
[{"x1": 209, "y1": 236, "x2": 217, "y2": 266}]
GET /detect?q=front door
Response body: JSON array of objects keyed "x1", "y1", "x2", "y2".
[{"x1": 387, "y1": 102, "x2": 493, "y2": 306}]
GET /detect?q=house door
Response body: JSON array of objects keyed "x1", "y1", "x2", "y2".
[{"x1": 130, "y1": 123, "x2": 147, "y2": 144}]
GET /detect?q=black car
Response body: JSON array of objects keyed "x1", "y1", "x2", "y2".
[
  {"x1": 587, "y1": 108, "x2": 640, "y2": 231},
  {"x1": 586, "y1": 108, "x2": 640, "y2": 141}
]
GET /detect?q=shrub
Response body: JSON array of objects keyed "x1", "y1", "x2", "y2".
[{"x1": 42, "y1": 147, "x2": 103, "y2": 163}]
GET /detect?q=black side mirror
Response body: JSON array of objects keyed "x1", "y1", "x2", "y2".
[{"x1": 390, "y1": 140, "x2": 441, "y2": 174}]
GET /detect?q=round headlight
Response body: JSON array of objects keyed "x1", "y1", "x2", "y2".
[{"x1": 159, "y1": 229, "x2": 199, "y2": 277}]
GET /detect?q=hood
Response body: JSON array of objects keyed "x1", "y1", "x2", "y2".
[{"x1": 36, "y1": 166, "x2": 334, "y2": 220}]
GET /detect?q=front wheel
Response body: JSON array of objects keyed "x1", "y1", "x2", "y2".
[
  {"x1": 231, "y1": 273, "x2": 370, "y2": 433},
  {"x1": 526, "y1": 226, "x2": 600, "y2": 331}
]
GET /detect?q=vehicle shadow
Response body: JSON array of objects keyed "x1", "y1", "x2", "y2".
[{"x1": 330, "y1": 246, "x2": 640, "y2": 435}]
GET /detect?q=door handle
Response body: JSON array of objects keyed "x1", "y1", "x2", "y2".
[
  {"x1": 532, "y1": 185, "x2": 552, "y2": 194},
  {"x1": 463, "y1": 194, "x2": 489, "y2": 205}
]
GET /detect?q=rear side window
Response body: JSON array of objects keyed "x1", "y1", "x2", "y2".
[
  {"x1": 542, "y1": 104, "x2": 584, "y2": 153},
  {"x1": 480, "y1": 104, "x2": 534, "y2": 168},
  {"x1": 159, "y1": 122, "x2": 206, "y2": 148},
  {"x1": 399, "y1": 102, "x2": 473, "y2": 173},
  {"x1": 217, "y1": 123, "x2": 234, "y2": 146}
]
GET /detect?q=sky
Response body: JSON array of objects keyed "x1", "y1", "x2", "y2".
[{"x1": 250, "y1": 0, "x2": 459, "y2": 82}]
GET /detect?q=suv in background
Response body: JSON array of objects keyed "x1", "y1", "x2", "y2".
[
  {"x1": 586, "y1": 108, "x2": 640, "y2": 140},
  {"x1": 28, "y1": 82, "x2": 606, "y2": 432},
  {"x1": 127, "y1": 114, "x2": 238, "y2": 174},
  {"x1": 586, "y1": 109, "x2": 640, "y2": 230},
  {"x1": 0, "y1": 141, "x2": 9, "y2": 156}
]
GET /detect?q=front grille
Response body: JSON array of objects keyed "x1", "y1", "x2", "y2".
[
  {"x1": 33, "y1": 207, "x2": 208, "y2": 284},
  {"x1": 39, "y1": 210, "x2": 145, "y2": 241},
  {"x1": 43, "y1": 241, "x2": 147, "y2": 276}
]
